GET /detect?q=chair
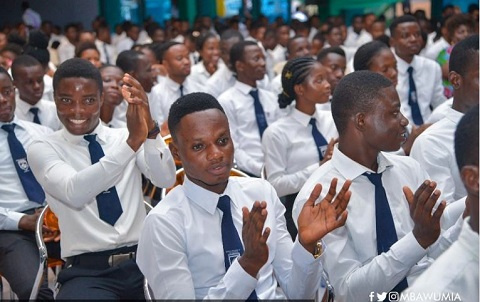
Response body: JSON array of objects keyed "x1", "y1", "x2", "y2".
[
  {"x1": 161, "y1": 167, "x2": 250, "y2": 199},
  {"x1": 30, "y1": 201, "x2": 154, "y2": 300}
]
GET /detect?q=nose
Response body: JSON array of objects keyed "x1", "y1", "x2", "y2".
[
  {"x1": 400, "y1": 113, "x2": 409, "y2": 127},
  {"x1": 206, "y1": 144, "x2": 223, "y2": 162},
  {"x1": 71, "y1": 100, "x2": 85, "y2": 114}
]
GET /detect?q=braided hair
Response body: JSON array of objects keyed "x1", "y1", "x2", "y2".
[
  {"x1": 353, "y1": 40, "x2": 389, "y2": 71},
  {"x1": 277, "y1": 57, "x2": 316, "y2": 108}
]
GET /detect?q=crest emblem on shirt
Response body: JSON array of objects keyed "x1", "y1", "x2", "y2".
[
  {"x1": 16, "y1": 158, "x2": 30, "y2": 173},
  {"x1": 226, "y1": 249, "x2": 241, "y2": 266},
  {"x1": 319, "y1": 145, "x2": 328, "y2": 157}
]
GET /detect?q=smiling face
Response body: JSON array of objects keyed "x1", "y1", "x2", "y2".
[
  {"x1": 0, "y1": 72, "x2": 16, "y2": 123},
  {"x1": 101, "y1": 66, "x2": 123, "y2": 106},
  {"x1": 368, "y1": 48, "x2": 398, "y2": 86},
  {"x1": 13, "y1": 64, "x2": 45, "y2": 105},
  {"x1": 170, "y1": 109, "x2": 234, "y2": 194},
  {"x1": 363, "y1": 86, "x2": 409, "y2": 152},
  {"x1": 55, "y1": 77, "x2": 103, "y2": 135},
  {"x1": 200, "y1": 36, "x2": 220, "y2": 68}
]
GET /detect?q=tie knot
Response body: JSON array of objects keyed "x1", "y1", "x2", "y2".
[
  {"x1": 1, "y1": 123, "x2": 16, "y2": 133},
  {"x1": 363, "y1": 172, "x2": 383, "y2": 186},
  {"x1": 309, "y1": 118, "x2": 316, "y2": 126},
  {"x1": 29, "y1": 107, "x2": 39, "y2": 115},
  {"x1": 217, "y1": 195, "x2": 232, "y2": 214},
  {"x1": 84, "y1": 134, "x2": 97, "y2": 143},
  {"x1": 249, "y1": 89, "x2": 259, "y2": 99},
  {"x1": 407, "y1": 66, "x2": 414, "y2": 74}
]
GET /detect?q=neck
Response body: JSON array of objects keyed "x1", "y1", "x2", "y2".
[
  {"x1": 169, "y1": 75, "x2": 186, "y2": 86},
  {"x1": 451, "y1": 97, "x2": 470, "y2": 113},
  {"x1": 100, "y1": 103, "x2": 116, "y2": 124},
  {"x1": 398, "y1": 53, "x2": 414, "y2": 64},
  {"x1": 20, "y1": 96, "x2": 40, "y2": 106},
  {"x1": 237, "y1": 74, "x2": 256, "y2": 88},
  {"x1": 467, "y1": 194, "x2": 479, "y2": 233},
  {"x1": 296, "y1": 100, "x2": 316, "y2": 115},
  {"x1": 338, "y1": 136, "x2": 379, "y2": 172}
]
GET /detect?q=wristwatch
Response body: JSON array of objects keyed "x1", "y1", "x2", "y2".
[
  {"x1": 147, "y1": 120, "x2": 160, "y2": 139},
  {"x1": 313, "y1": 241, "x2": 323, "y2": 259}
]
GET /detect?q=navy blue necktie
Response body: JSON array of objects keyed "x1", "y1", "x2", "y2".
[
  {"x1": 179, "y1": 84, "x2": 184, "y2": 97},
  {"x1": 2, "y1": 124, "x2": 45, "y2": 204},
  {"x1": 103, "y1": 42, "x2": 110, "y2": 64},
  {"x1": 29, "y1": 107, "x2": 41, "y2": 124},
  {"x1": 309, "y1": 118, "x2": 328, "y2": 161},
  {"x1": 249, "y1": 89, "x2": 268, "y2": 138},
  {"x1": 84, "y1": 134, "x2": 123, "y2": 226},
  {"x1": 407, "y1": 66, "x2": 424, "y2": 125},
  {"x1": 217, "y1": 195, "x2": 258, "y2": 300},
  {"x1": 363, "y1": 172, "x2": 408, "y2": 294}
]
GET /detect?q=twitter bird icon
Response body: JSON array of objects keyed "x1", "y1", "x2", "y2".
[{"x1": 377, "y1": 292, "x2": 387, "y2": 301}]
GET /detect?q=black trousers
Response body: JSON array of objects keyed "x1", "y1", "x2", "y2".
[
  {"x1": 283, "y1": 193, "x2": 299, "y2": 241},
  {"x1": 56, "y1": 256, "x2": 145, "y2": 300},
  {"x1": 0, "y1": 230, "x2": 56, "y2": 300}
]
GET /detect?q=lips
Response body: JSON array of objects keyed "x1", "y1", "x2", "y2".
[
  {"x1": 69, "y1": 119, "x2": 87, "y2": 125},
  {"x1": 208, "y1": 162, "x2": 229, "y2": 176}
]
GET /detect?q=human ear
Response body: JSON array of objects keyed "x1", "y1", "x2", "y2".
[
  {"x1": 461, "y1": 165, "x2": 479, "y2": 196},
  {"x1": 449, "y1": 71, "x2": 461, "y2": 90},
  {"x1": 169, "y1": 141, "x2": 181, "y2": 162},
  {"x1": 354, "y1": 112, "x2": 367, "y2": 132},
  {"x1": 293, "y1": 83, "x2": 303, "y2": 97}
]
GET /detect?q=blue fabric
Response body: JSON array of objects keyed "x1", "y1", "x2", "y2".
[
  {"x1": 249, "y1": 89, "x2": 268, "y2": 138},
  {"x1": 363, "y1": 172, "x2": 408, "y2": 294},
  {"x1": 309, "y1": 118, "x2": 328, "y2": 161},
  {"x1": 29, "y1": 107, "x2": 41, "y2": 125},
  {"x1": 407, "y1": 66, "x2": 424, "y2": 125},
  {"x1": 179, "y1": 84, "x2": 184, "y2": 97},
  {"x1": 217, "y1": 195, "x2": 258, "y2": 300},
  {"x1": 84, "y1": 134, "x2": 123, "y2": 226},
  {"x1": 2, "y1": 123, "x2": 44, "y2": 204}
]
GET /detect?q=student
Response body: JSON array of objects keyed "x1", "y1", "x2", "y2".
[
  {"x1": 262, "y1": 57, "x2": 336, "y2": 238},
  {"x1": 271, "y1": 24, "x2": 290, "y2": 66},
  {"x1": 405, "y1": 105, "x2": 479, "y2": 302},
  {"x1": 136, "y1": 92, "x2": 352, "y2": 299},
  {"x1": 27, "y1": 58, "x2": 176, "y2": 299},
  {"x1": 390, "y1": 15, "x2": 446, "y2": 125},
  {"x1": 410, "y1": 35, "x2": 478, "y2": 204},
  {"x1": 317, "y1": 46, "x2": 346, "y2": 96},
  {"x1": 11, "y1": 55, "x2": 61, "y2": 130},
  {"x1": 95, "y1": 23, "x2": 117, "y2": 65},
  {"x1": 116, "y1": 49, "x2": 155, "y2": 94},
  {"x1": 0, "y1": 67, "x2": 55, "y2": 300},
  {"x1": 149, "y1": 41, "x2": 203, "y2": 125},
  {"x1": 353, "y1": 40, "x2": 430, "y2": 156},
  {"x1": 293, "y1": 71, "x2": 455, "y2": 302},
  {"x1": 99, "y1": 64, "x2": 126, "y2": 128},
  {"x1": 75, "y1": 41, "x2": 102, "y2": 68},
  {"x1": 218, "y1": 41, "x2": 283, "y2": 177},
  {"x1": 57, "y1": 23, "x2": 78, "y2": 63},
  {"x1": 189, "y1": 32, "x2": 221, "y2": 87},
  {"x1": 116, "y1": 23, "x2": 141, "y2": 54},
  {"x1": 344, "y1": 15, "x2": 372, "y2": 48}
]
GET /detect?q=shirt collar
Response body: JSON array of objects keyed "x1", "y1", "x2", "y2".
[
  {"x1": 234, "y1": 80, "x2": 256, "y2": 95},
  {"x1": 395, "y1": 54, "x2": 419, "y2": 72},
  {"x1": 445, "y1": 106, "x2": 464, "y2": 124},
  {"x1": 291, "y1": 108, "x2": 314, "y2": 127},
  {"x1": 165, "y1": 76, "x2": 182, "y2": 91},
  {"x1": 16, "y1": 96, "x2": 39, "y2": 115},
  {"x1": 183, "y1": 175, "x2": 238, "y2": 215},
  {"x1": 331, "y1": 146, "x2": 394, "y2": 180},
  {"x1": 61, "y1": 120, "x2": 107, "y2": 145},
  {"x1": 0, "y1": 115, "x2": 25, "y2": 129}
]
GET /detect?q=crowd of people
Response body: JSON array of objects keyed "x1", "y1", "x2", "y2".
[{"x1": 0, "y1": 4, "x2": 479, "y2": 301}]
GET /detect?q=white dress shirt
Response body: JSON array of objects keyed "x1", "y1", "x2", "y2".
[
  {"x1": 149, "y1": 76, "x2": 204, "y2": 125},
  {"x1": 137, "y1": 176, "x2": 323, "y2": 300},
  {"x1": 205, "y1": 64, "x2": 270, "y2": 98},
  {"x1": 395, "y1": 54, "x2": 446, "y2": 125},
  {"x1": 262, "y1": 109, "x2": 338, "y2": 197},
  {"x1": 27, "y1": 122, "x2": 176, "y2": 258},
  {"x1": 426, "y1": 97, "x2": 453, "y2": 124},
  {"x1": 293, "y1": 147, "x2": 458, "y2": 302},
  {"x1": 405, "y1": 218, "x2": 478, "y2": 302},
  {"x1": 15, "y1": 97, "x2": 61, "y2": 130},
  {"x1": 218, "y1": 80, "x2": 286, "y2": 176},
  {"x1": 116, "y1": 37, "x2": 135, "y2": 54},
  {"x1": 95, "y1": 39, "x2": 117, "y2": 65},
  {"x1": 189, "y1": 61, "x2": 213, "y2": 87},
  {"x1": 108, "y1": 100, "x2": 127, "y2": 128},
  {"x1": 422, "y1": 37, "x2": 449, "y2": 61},
  {"x1": 0, "y1": 117, "x2": 52, "y2": 230},
  {"x1": 42, "y1": 74, "x2": 54, "y2": 102},
  {"x1": 271, "y1": 44, "x2": 286, "y2": 68},
  {"x1": 410, "y1": 107, "x2": 466, "y2": 204},
  {"x1": 57, "y1": 37, "x2": 76, "y2": 64},
  {"x1": 343, "y1": 28, "x2": 372, "y2": 48}
]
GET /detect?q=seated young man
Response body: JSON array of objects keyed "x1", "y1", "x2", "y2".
[
  {"x1": 293, "y1": 71, "x2": 459, "y2": 302},
  {"x1": 136, "y1": 92, "x2": 352, "y2": 299},
  {"x1": 27, "y1": 58, "x2": 176, "y2": 299}
]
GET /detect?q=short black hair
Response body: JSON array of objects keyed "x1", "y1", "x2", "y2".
[
  {"x1": 353, "y1": 40, "x2": 390, "y2": 71},
  {"x1": 455, "y1": 104, "x2": 479, "y2": 169},
  {"x1": 0, "y1": 43, "x2": 23, "y2": 56},
  {"x1": 331, "y1": 70, "x2": 393, "y2": 134},
  {"x1": 156, "y1": 41, "x2": 182, "y2": 62},
  {"x1": 389, "y1": 15, "x2": 419, "y2": 36},
  {"x1": 278, "y1": 57, "x2": 317, "y2": 108},
  {"x1": 220, "y1": 29, "x2": 244, "y2": 42},
  {"x1": 23, "y1": 30, "x2": 50, "y2": 67},
  {"x1": 11, "y1": 55, "x2": 42, "y2": 79},
  {"x1": 116, "y1": 50, "x2": 145, "y2": 73},
  {"x1": 449, "y1": 34, "x2": 479, "y2": 77},
  {"x1": 75, "y1": 41, "x2": 99, "y2": 58},
  {"x1": 53, "y1": 58, "x2": 103, "y2": 94},
  {"x1": 317, "y1": 46, "x2": 345, "y2": 62},
  {"x1": 229, "y1": 40, "x2": 258, "y2": 73},
  {"x1": 168, "y1": 92, "x2": 226, "y2": 141}
]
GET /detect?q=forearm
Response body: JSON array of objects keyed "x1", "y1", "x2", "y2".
[
  {"x1": 268, "y1": 164, "x2": 318, "y2": 197},
  {"x1": 0, "y1": 208, "x2": 26, "y2": 231}
]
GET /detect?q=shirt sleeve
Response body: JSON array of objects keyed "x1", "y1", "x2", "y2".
[
  {"x1": 0, "y1": 208, "x2": 26, "y2": 230},
  {"x1": 27, "y1": 139, "x2": 136, "y2": 209},
  {"x1": 135, "y1": 135, "x2": 176, "y2": 188}
]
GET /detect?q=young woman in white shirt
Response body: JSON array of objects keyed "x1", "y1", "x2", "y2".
[
  {"x1": 189, "y1": 32, "x2": 221, "y2": 86},
  {"x1": 262, "y1": 57, "x2": 337, "y2": 239}
]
